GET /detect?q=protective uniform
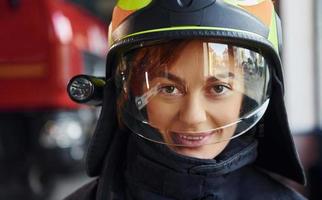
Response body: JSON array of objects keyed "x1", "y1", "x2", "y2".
[{"x1": 65, "y1": 0, "x2": 306, "y2": 199}]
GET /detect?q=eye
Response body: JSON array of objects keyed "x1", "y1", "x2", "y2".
[
  {"x1": 213, "y1": 85, "x2": 226, "y2": 93},
  {"x1": 158, "y1": 85, "x2": 183, "y2": 96},
  {"x1": 208, "y1": 83, "x2": 231, "y2": 96}
]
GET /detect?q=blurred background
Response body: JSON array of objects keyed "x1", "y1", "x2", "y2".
[{"x1": 0, "y1": 0, "x2": 321, "y2": 199}]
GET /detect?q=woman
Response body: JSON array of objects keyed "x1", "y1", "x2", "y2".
[{"x1": 66, "y1": 0, "x2": 306, "y2": 199}]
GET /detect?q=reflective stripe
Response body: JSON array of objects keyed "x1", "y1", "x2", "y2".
[
  {"x1": 223, "y1": 0, "x2": 244, "y2": 9},
  {"x1": 239, "y1": 0, "x2": 274, "y2": 27},
  {"x1": 268, "y1": 12, "x2": 279, "y2": 53},
  {"x1": 224, "y1": 0, "x2": 265, "y2": 6},
  {"x1": 108, "y1": 23, "x2": 113, "y2": 48},
  {"x1": 236, "y1": 0, "x2": 265, "y2": 6},
  {"x1": 111, "y1": 6, "x2": 135, "y2": 32},
  {"x1": 0, "y1": 64, "x2": 46, "y2": 78},
  {"x1": 117, "y1": 0, "x2": 152, "y2": 11}
]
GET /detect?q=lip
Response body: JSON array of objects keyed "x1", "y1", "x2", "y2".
[{"x1": 170, "y1": 129, "x2": 222, "y2": 147}]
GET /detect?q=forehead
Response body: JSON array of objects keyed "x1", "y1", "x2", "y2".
[
  {"x1": 169, "y1": 40, "x2": 242, "y2": 77},
  {"x1": 127, "y1": 39, "x2": 263, "y2": 82}
]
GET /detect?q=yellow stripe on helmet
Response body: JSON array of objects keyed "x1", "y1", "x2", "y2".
[{"x1": 110, "y1": 26, "x2": 265, "y2": 45}]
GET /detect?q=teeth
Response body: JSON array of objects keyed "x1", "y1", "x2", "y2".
[{"x1": 179, "y1": 135, "x2": 204, "y2": 141}]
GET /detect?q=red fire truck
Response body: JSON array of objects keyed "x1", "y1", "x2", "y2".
[{"x1": 0, "y1": 0, "x2": 107, "y2": 199}]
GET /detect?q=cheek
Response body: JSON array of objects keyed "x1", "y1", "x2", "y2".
[
  {"x1": 147, "y1": 100, "x2": 179, "y2": 128},
  {"x1": 206, "y1": 94, "x2": 243, "y2": 124},
  {"x1": 227, "y1": 95, "x2": 243, "y2": 117}
]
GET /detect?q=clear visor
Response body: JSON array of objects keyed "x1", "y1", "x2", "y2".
[{"x1": 116, "y1": 40, "x2": 270, "y2": 150}]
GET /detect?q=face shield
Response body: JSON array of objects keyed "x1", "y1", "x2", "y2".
[{"x1": 115, "y1": 39, "x2": 270, "y2": 155}]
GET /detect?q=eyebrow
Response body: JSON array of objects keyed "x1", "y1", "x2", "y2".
[
  {"x1": 206, "y1": 73, "x2": 235, "y2": 84},
  {"x1": 157, "y1": 72, "x2": 186, "y2": 85}
]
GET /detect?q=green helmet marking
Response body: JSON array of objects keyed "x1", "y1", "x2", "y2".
[
  {"x1": 117, "y1": 0, "x2": 152, "y2": 11},
  {"x1": 268, "y1": 12, "x2": 279, "y2": 53}
]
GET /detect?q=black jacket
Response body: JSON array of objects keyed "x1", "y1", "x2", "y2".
[
  {"x1": 65, "y1": 129, "x2": 306, "y2": 200},
  {"x1": 65, "y1": 169, "x2": 305, "y2": 200}
]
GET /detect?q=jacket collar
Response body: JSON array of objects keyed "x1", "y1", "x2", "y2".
[{"x1": 124, "y1": 134, "x2": 258, "y2": 199}]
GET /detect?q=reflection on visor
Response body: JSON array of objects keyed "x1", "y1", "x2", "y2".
[{"x1": 116, "y1": 40, "x2": 270, "y2": 149}]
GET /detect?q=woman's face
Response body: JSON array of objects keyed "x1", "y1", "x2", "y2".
[{"x1": 145, "y1": 40, "x2": 244, "y2": 159}]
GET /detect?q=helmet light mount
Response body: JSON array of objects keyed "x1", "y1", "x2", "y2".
[{"x1": 67, "y1": 75, "x2": 105, "y2": 106}]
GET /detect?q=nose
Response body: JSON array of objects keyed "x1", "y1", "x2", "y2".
[{"x1": 179, "y1": 94, "x2": 207, "y2": 125}]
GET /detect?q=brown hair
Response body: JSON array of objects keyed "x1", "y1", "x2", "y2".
[
  {"x1": 128, "y1": 40, "x2": 189, "y2": 95},
  {"x1": 116, "y1": 40, "x2": 189, "y2": 126}
]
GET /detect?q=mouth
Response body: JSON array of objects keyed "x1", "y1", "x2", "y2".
[{"x1": 170, "y1": 129, "x2": 222, "y2": 147}]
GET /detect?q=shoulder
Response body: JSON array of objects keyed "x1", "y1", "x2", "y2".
[
  {"x1": 63, "y1": 179, "x2": 99, "y2": 200},
  {"x1": 237, "y1": 166, "x2": 307, "y2": 200}
]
